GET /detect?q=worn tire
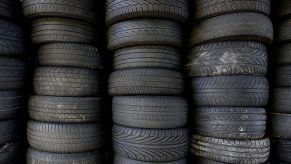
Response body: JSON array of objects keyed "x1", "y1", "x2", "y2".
[
  {"x1": 27, "y1": 147, "x2": 103, "y2": 164},
  {"x1": 0, "y1": 0, "x2": 18, "y2": 19},
  {"x1": 191, "y1": 75, "x2": 269, "y2": 107},
  {"x1": 187, "y1": 41, "x2": 268, "y2": 76},
  {"x1": 0, "y1": 142, "x2": 19, "y2": 164},
  {"x1": 191, "y1": 107, "x2": 266, "y2": 139},
  {"x1": 270, "y1": 113, "x2": 291, "y2": 139},
  {"x1": 271, "y1": 139, "x2": 291, "y2": 163},
  {"x1": 191, "y1": 135, "x2": 270, "y2": 164},
  {"x1": 277, "y1": 19, "x2": 291, "y2": 43},
  {"x1": 113, "y1": 96, "x2": 188, "y2": 129},
  {"x1": 39, "y1": 43, "x2": 103, "y2": 69},
  {"x1": 31, "y1": 18, "x2": 96, "y2": 44},
  {"x1": 114, "y1": 154, "x2": 187, "y2": 164},
  {"x1": 109, "y1": 68, "x2": 184, "y2": 96},
  {"x1": 0, "y1": 119, "x2": 18, "y2": 144},
  {"x1": 27, "y1": 120, "x2": 105, "y2": 153},
  {"x1": 0, "y1": 91, "x2": 23, "y2": 119},
  {"x1": 277, "y1": 0, "x2": 291, "y2": 18},
  {"x1": 190, "y1": 13, "x2": 273, "y2": 46},
  {"x1": 275, "y1": 66, "x2": 291, "y2": 87},
  {"x1": 113, "y1": 45, "x2": 181, "y2": 70},
  {"x1": 29, "y1": 95, "x2": 103, "y2": 123},
  {"x1": 106, "y1": 0, "x2": 189, "y2": 25},
  {"x1": 272, "y1": 88, "x2": 291, "y2": 113},
  {"x1": 107, "y1": 19, "x2": 183, "y2": 51},
  {"x1": 33, "y1": 67, "x2": 102, "y2": 97}
]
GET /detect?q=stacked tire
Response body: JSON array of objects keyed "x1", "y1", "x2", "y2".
[
  {"x1": 21, "y1": 1, "x2": 106, "y2": 163},
  {"x1": 106, "y1": 0, "x2": 190, "y2": 163},
  {"x1": 188, "y1": 1, "x2": 273, "y2": 163}
]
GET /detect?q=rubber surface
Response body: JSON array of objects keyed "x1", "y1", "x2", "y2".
[
  {"x1": 272, "y1": 88, "x2": 291, "y2": 113},
  {"x1": 277, "y1": 43, "x2": 291, "y2": 65},
  {"x1": 27, "y1": 120, "x2": 105, "y2": 153},
  {"x1": 270, "y1": 113, "x2": 291, "y2": 139},
  {"x1": 191, "y1": 107, "x2": 266, "y2": 139},
  {"x1": 114, "y1": 154, "x2": 187, "y2": 164},
  {"x1": 0, "y1": 91, "x2": 23, "y2": 119},
  {"x1": 191, "y1": 75, "x2": 269, "y2": 107},
  {"x1": 113, "y1": 45, "x2": 181, "y2": 70},
  {"x1": 0, "y1": 142, "x2": 19, "y2": 164},
  {"x1": 0, "y1": 119, "x2": 18, "y2": 144},
  {"x1": 275, "y1": 66, "x2": 291, "y2": 87},
  {"x1": 113, "y1": 96, "x2": 188, "y2": 129},
  {"x1": 29, "y1": 95, "x2": 104, "y2": 123},
  {"x1": 271, "y1": 139, "x2": 291, "y2": 163},
  {"x1": 277, "y1": 0, "x2": 291, "y2": 18},
  {"x1": 107, "y1": 19, "x2": 183, "y2": 51},
  {"x1": 33, "y1": 67, "x2": 102, "y2": 96},
  {"x1": 0, "y1": 0, "x2": 18, "y2": 19},
  {"x1": 191, "y1": 135, "x2": 270, "y2": 164},
  {"x1": 39, "y1": 43, "x2": 103, "y2": 69},
  {"x1": 277, "y1": 19, "x2": 291, "y2": 43},
  {"x1": 190, "y1": 13, "x2": 273, "y2": 46},
  {"x1": 113, "y1": 125, "x2": 189, "y2": 162},
  {"x1": 187, "y1": 41, "x2": 268, "y2": 76},
  {"x1": 109, "y1": 68, "x2": 184, "y2": 96}
]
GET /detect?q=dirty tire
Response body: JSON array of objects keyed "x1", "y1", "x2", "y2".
[
  {"x1": 105, "y1": 0, "x2": 189, "y2": 25},
  {"x1": 270, "y1": 113, "x2": 291, "y2": 139},
  {"x1": 191, "y1": 107, "x2": 266, "y2": 139},
  {"x1": 0, "y1": 91, "x2": 23, "y2": 119},
  {"x1": 191, "y1": 75, "x2": 269, "y2": 107},
  {"x1": 0, "y1": 0, "x2": 18, "y2": 19},
  {"x1": 107, "y1": 19, "x2": 183, "y2": 51},
  {"x1": 113, "y1": 45, "x2": 181, "y2": 70},
  {"x1": 29, "y1": 95, "x2": 104, "y2": 123},
  {"x1": 27, "y1": 147, "x2": 103, "y2": 164},
  {"x1": 187, "y1": 41, "x2": 268, "y2": 76},
  {"x1": 0, "y1": 142, "x2": 19, "y2": 164},
  {"x1": 193, "y1": 0, "x2": 271, "y2": 20},
  {"x1": 190, "y1": 13, "x2": 273, "y2": 46},
  {"x1": 277, "y1": 43, "x2": 291, "y2": 65},
  {"x1": 114, "y1": 154, "x2": 187, "y2": 164},
  {"x1": 27, "y1": 120, "x2": 105, "y2": 153},
  {"x1": 277, "y1": 19, "x2": 291, "y2": 43},
  {"x1": 113, "y1": 125, "x2": 189, "y2": 162},
  {"x1": 277, "y1": 0, "x2": 291, "y2": 18},
  {"x1": 33, "y1": 67, "x2": 102, "y2": 97},
  {"x1": 31, "y1": 18, "x2": 96, "y2": 44},
  {"x1": 272, "y1": 88, "x2": 291, "y2": 113},
  {"x1": 39, "y1": 43, "x2": 103, "y2": 69},
  {"x1": 113, "y1": 96, "x2": 188, "y2": 129},
  {"x1": 0, "y1": 119, "x2": 18, "y2": 144},
  {"x1": 191, "y1": 135, "x2": 270, "y2": 164},
  {"x1": 275, "y1": 66, "x2": 291, "y2": 87},
  {"x1": 271, "y1": 139, "x2": 291, "y2": 163},
  {"x1": 109, "y1": 68, "x2": 184, "y2": 96},
  {"x1": 22, "y1": 0, "x2": 96, "y2": 23}
]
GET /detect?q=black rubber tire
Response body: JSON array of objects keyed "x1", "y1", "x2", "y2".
[
  {"x1": 272, "y1": 88, "x2": 291, "y2": 113},
  {"x1": 107, "y1": 19, "x2": 183, "y2": 51},
  {"x1": 193, "y1": 0, "x2": 271, "y2": 20},
  {"x1": 27, "y1": 147, "x2": 103, "y2": 164},
  {"x1": 270, "y1": 113, "x2": 291, "y2": 139},
  {"x1": 105, "y1": 0, "x2": 189, "y2": 25},
  {"x1": 190, "y1": 13, "x2": 273, "y2": 46},
  {"x1": 22, "y1": 0, "x2": 96, "y2": 23},
  {"x1": 271, "y1": 139, "x2": 291, "y2": 163},
  {"x1": 191, "y1": 75, "x2": 269, "y2": 107},
  {"x1": 0, "y1": 119, "x2": 18, "y2": 144},
  {"x1": 277, "y1": 19, "x2": 291, "y2": 43},
  {"x1": 109, "y1": 68, "x2": 184, "y2": 96},
  {"x1": 114, "y1": 154, "x2": 187, "y2": 164},
  {"x1": 0, "y1": 91, "x2": 23, "y2": 119},
  {"x1": 0, "y1": 19, "x2": 24, "y2": 56},
  {"x1": 277, "y1": 0, "x2": 291, "y2": 18},
  {"x1": 275, "y1": 66, "x2": 291, "y2": 87},
  {"x1": 29, "y1": 95, "x2": 104, "y2": 123},
  {"x1": 0, "y1": 0, "x2": 18, "y2": 19},
  {"x1": 277, "y1": 43, "x2": 291, "y2": 65},
  {"x1": 27, "y1": 120, "x2": 105, "y2": 153},
  {"x1": 191, "y1": 155, "x2": 226, "y2": 164},
  {"x1": 38, "y1": 43, "x2": 103, "y2": 69},
  {"x1": 191, "y1": 107, "x2": 266, "y2": 139},
  {"x1": 113, "y1": 45, "x2": 181, "y2": 70},
  {"x1": 31, "y1": 17, "x2": 96, "y2": 44},
  {"x1": 33, "y1": 67, "x2": 102, "y2": 97},
  {"x1": 187, "y1": 41, "x2": 268, "y2": 76},
  {"x1": 112, "y1": 96, "x2": 188, "y2": 129},
  {"x1": 113, "y1": 125, "x2": 189, "y2": 162},
  {"x1": 191, "y1": 135, "x2": 270, "y2": 164},
  {"x1": 0, "y1": 142, "x2": 19, "y2": 164}
]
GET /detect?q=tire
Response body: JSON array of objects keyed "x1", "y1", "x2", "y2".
[
  {"x1": 272, "y1": 88, "x2": 291, "y2": 113},
  {"x1": 270, "y1": 113, "x2": 291, "y2": 139},
  {"x1": 114, "y1": 154, "x2": 187, "y2": 164},
  {"x1": 31, "y1": 18, "x2": 96, "y2": 44},
  {"x1": 193, "y1": 0, "x2": 271, "y2": 20},
  {"x1": 0, "y1": 91, "x2": 23, "y2": 119},
  {"x1": 191, "y1": 107, "x2": 266, "y2": 139},
  {"x1": 0, "y1": 0, "x2": 17, "y2": 19},
  {"x1": 191, "y1": 155, "x2": 225, "y2": 164},
  {"x1": 271, "y1": 139, "x2": 291, "y2": 163},
  {"x1": 112, "y1": 96, "x2": 188, "y2": 129},
  {"x1": 27, "y1": 147, "x2": 103, "y2": 164},
  {"x1": 113, "y1": 45, "x2": 181, "y2": 70},
  {"x1": 277, "y1": 43, "x2": 291, "y2": 65},
  {"x1": 190, "y1": 13, "x2": 273, "y2": 46},
  {"x1": 0, "y1": 119, "x2": 18, "y2": 144},
  {"x1": 33, "y1": 67, "x2": 102, "y2": 97},
  {"x1": 0, "y1": 142, "x2": 19, "y2": 164},
  {"x1": 277, "y1": 0, "x2": 291, "y2": 18},
  {"x1": 191, "y1": 135, "x2": 270, "y2": 164},
  {"x1": 113, "y1": 125, "x2": 189, "y2": 162},
  {"x1": 105, "y1": 0, "x2": 189, "y2": 25},
  {"x1": 107, "y1": 19, "x2": 183, "y2": 51},
  {"x1": 29, "y1": 95, "x2": 104, "y2": 123},
  {"x1": 191, "y1": 75, "x2": 269, "y2": 107},
  {"x1": 187, "y1": 41, "x2": 268, "y2": 76},
  {"x1": 27, "y1": 120, "x2": 105, "y2": 153},
  {"x1": 277, "y1": 19, "x2": 291, "y2": 43},
  {"x1": 275, "y1": 66, "x2": 291, "y2": 87},
  {"x1": 109, "y1": 68, "x2": 184, "y2": 96},
  {"x1": 38, "y1": 43, "x2": 103, "y2": 69},
  {"x1": 22, "y1": 0, "x2": 96, "y2": 23},
  {"x1": 0, "y1": 19, "x2": 24, "y2": 56}
]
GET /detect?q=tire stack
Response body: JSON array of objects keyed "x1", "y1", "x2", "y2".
[
  {"x1": 106, "y1": 0, "x2": 189, "y2": 163},
  {"x1": 21, "y1": 1, "x2": 106, "y2": 163},
  {"x1": 0, "y1": 0, "x2": 26, "y2": 163},
  {"x1": 187, "y1": 1, "x2": 274, "y2": 163}
]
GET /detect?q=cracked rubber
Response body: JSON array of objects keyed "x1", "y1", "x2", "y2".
[
  {"x1": 0, "y1": 91, "x2": 23, "y2": 119},
  {"x1": 187, "y1": 41, "x2": 268, "y2": 76},
  {"x1": 275, "y1": 66, "x2": 291, "y2": 87},
  {"x1": 114, "y1": 154, "x2": 187, "y2": 164},
  {"x1": 272, "y1": 88, "x2": 291, "y2": 113},
  {"x1": 271, "y1": 139, "x2": 291, "y2": 163},
  {"x1": 277, "y1": 19, "x2": 291, "y2": 43},
  {"x1": 277, "y1": 0, "x2": 291, "y2": 18},
  {"x1": 0, "y1": 119, "x2": 18, "y2": 144},
  {"x1": 113, "y1": 125, "x2": 189, "y2": 162},
  {"x1": 270, "y1": 113, "x2": 291, "y2": 139},
  {"x1": 0, "y1": 142, "x2": 19, "y2": 164}
]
